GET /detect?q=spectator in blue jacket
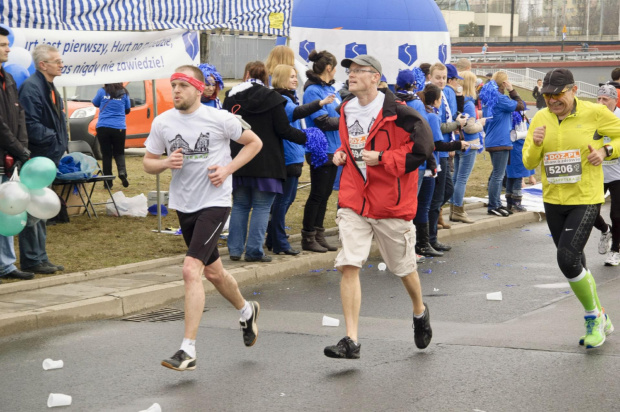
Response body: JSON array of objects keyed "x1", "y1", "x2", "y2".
[
  {"x1": 18, "y1": 44, "x2": 67, "y2": 275},
  {"x1": 415, "y1": 84, "x2": 469, "y2": 257},
  {"x1": 427, "y1": 63, "x2": 466, "y2": 252},
  {"x1": 450, "y1": 71, "x2": 486, "y2": 224},
  {"x1": 301, "y1": 49, "x2": 340, "y2": 253},
  {"x1": 92, "y1": 83, "x2": 131, "y2": 188},
  {"x1": 266, "y1": 64, "x2": 334, "y2": 255},
  {"x1": 481, "y1": 71, "x2": 525, "y2": 217}
]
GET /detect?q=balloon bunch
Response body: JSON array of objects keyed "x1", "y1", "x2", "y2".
[
  {"x1": 0, "y1": 24, "x2": 34, "y2": 88},
  {"x1": 0, "y1": 157, "x2": 60, "y2": 236}
]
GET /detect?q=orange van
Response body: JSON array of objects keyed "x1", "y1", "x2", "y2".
[{"x1": 65, "y1": 78, "x2": 174, "y2": 158}]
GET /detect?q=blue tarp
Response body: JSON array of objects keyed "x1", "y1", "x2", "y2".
[{"x1": 0, "y1": 0, "x2": 292, "y2": 35}]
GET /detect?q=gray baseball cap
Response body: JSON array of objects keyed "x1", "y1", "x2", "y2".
[{"x1": 341, "y1": 55, "x2": 382, "y2": 75}]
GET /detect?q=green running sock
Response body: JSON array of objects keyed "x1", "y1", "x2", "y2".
[{"x1": 568, "y1": 269, "x2": 601, "y2": 313}]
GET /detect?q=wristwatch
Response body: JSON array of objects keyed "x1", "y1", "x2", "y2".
[
  {"x1": 378, "y1": 151, "x2": 384, "y2": 162},
  {"x1": 604, "y1": 145, "x2": 614, "y2": 157}
]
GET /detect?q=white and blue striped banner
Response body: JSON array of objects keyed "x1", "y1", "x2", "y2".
[{"x1": 0, "y1": 0, "x2": 291, "y2": 35}]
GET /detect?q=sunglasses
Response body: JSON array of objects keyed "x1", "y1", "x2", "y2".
[{"x1": 543, "y1": 84, "x2": 574, "y2": 99}]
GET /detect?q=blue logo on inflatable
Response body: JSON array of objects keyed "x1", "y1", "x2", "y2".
[
  {"x1": 438, "y1": 44, "x2": 448, "y2": 63},
  {"x1": 299, "y1": 40, "x2": 315, "y2": 62},
  {"x1": 345, "y1": 42, "x2": 367, "y2": 58},
  {"x1": 182, "y1": 31, "x2": 199, "y2": 60},
  {"x1": 398, "y1": 44, "x2": 418, "y2": 66}
]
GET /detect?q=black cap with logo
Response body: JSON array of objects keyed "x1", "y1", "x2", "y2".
[{"x1": 541, "y1": 68, "x2": 575, "y2": 94}]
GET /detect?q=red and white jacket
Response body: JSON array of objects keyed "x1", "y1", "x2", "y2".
[{"x1": 336, "y1": 89, "x2": 434, "y2": 221}]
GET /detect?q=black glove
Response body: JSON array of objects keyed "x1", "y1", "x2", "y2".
[{"x1": 17, "y1": 148, "x2": 31, "y2": 164}]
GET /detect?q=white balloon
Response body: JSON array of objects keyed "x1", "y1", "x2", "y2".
[
  {"x1": 0, "y1": 181, "x2": 31, "y2": 215},
  {"x1": 6, "y1": 47, "x2": 33, "y2": 69},
  {"x1": 26, "y1": 188, "x2": 60, "y2": 220},
  {"x1": 10, "y1": 29, "x2": 26, "y2": 48}
]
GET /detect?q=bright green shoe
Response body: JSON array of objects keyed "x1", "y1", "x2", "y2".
[
  {"x1": 583, "y1": 314, "x2": 606, "y2": 349},
  {"x1": 579, "y1": 313, "x2": 614, "y2": 345}
]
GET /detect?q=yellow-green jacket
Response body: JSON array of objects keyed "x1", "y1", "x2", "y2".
[{"x1": 522, "y1": 98, "x2": 620, "y2": 205}]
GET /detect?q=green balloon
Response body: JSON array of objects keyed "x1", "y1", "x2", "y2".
[
  {"x1": 0, "y1": 210, "x2": 27, "y2": 236},
  {"x1": 20, "y1": 157, "x2": 57, "y2": 190}
]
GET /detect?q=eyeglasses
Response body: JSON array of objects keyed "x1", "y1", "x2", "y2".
[
  {"x1": 543, "y1": 84, "x2": 574, "y2": 99},
  {"x1": 43, "y1": 59, "x2": 63, "y2": 65},
  {"x1": 346, "y1": 68, "x2": 378, "y2": 75}
]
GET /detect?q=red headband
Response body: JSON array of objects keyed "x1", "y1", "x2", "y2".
[{"x1": 170, "y1": 72, "x2": 205, "y2": 93}]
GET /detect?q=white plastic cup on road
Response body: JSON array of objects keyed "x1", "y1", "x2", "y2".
[
  {"x1": 486, "y1": 291, "x2": 503, "y2": 301},
  {"x1": 322, "y1": 315, "x2": 340, "y2": 327},
  {"x1": 47, "y1": 393, "x2": 72, "y2": 408},
  {"x1": 139, "y1": 403, "x2": 162, "y2": 412},
  {"x1": 377, "y1": 262, "x2": 387, "y2": 271},
  {"x1": 42, "y1": 359, "x2": 64, "y2": 370}
]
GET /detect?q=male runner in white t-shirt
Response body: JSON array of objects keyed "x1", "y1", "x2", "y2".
[{"x1": 144, "y1": 65, "x2": 262, "y2": 371}]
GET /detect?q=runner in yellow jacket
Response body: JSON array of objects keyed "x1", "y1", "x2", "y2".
[{"x1": 523, "y1": 68, "x2": 620, "y2": 349}]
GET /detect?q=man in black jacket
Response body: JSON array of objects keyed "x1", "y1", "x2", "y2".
[
  {"x1": 17, "y1": 44, "x2": 68, "y2": 275},
  {"x1": 0, "y1": 26, "x2": 34, "y2": 282}
]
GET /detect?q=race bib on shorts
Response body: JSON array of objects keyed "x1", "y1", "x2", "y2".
[{"x1": 544, "y1": 149, "x2": 581, "y2": 184}]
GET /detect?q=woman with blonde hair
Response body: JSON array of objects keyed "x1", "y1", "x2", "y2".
[
  {"x1": 223, "y1": 61, "x2": 307, "y2": 262},
  {"x1": 449, "y1": 71, "x2": 487, "y2": 223},
  {"x1": 480, "y1": 71, "x2": 525, "y2": 217},
  {"x1": 265, "y1": 45, "x2": 295, "y2": 82},
  {"x1": 265, "y1": 64, "x2": 334, "y2": 255}
]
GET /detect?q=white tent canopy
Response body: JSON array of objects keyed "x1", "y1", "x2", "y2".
[{"x1": 0, "y1": 0, "x2": 292, "y2": 35}]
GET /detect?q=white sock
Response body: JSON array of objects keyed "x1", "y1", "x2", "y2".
[
  {"x1": 239, "y1": 300, "x2": 253, "y2": 321},
  {"x1": 414, "y1": 309, "x2": 425, "y2": 319},
  {"x1": 585, "y1": 308, "x2": 600, "y2": 318},
  {"x1": 180, "y1": 338, "x2": 196, "y2": 358}
]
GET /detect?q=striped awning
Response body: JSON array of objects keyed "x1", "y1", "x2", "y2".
[{"x1": 0, "y1": 0, "x2": 291, "y2": 35}]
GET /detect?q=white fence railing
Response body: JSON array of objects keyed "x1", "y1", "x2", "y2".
[
  {"x1": 473, "y1": 68, "x2": 599, "y2": 98},
  {"x1": 455, "y1": 50, "x2": 620, "y2": 64}
]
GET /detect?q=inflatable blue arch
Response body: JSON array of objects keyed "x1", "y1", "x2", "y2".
[
  {"x1": 291, "y1": 0, "x2": 448, "y2": 32},
  {"x1": 289, "y1": 0, "x2": 451, "y2": 83}
]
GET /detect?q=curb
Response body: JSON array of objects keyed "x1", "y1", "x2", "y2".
[
  {"x1": 0, "y1": 251, "x2": 340, "y2": 337},
  {"x1": 0, "y1": 227, "x2": 339, "y2": 296},
  {"x1": 0, "y1": 209, "x2": 544, "y2": 337}
]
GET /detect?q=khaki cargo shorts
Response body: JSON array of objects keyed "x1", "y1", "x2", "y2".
[{"x1": 334, "y1": 208, "x2": 417, "y2": 277}]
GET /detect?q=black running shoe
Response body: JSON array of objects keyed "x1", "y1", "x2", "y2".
[
  {"x1": 488, "y1": 208, "x2": 509, "y2": 217},
  {"x1": 498, "y1": 206, "x2": 513, "y2": 215},
  {"x1": 161, "y1": 350, "x2": 196, "y2": 371},
  {"x1": 324, "y1": 336, "x2": 361, "y2": 359},
  {"x1": 413, "y1": 304, "x2": 432, "y2": 349},
  {"x1": 240, "y1": 301, "x2": 260, "y2": 347}
]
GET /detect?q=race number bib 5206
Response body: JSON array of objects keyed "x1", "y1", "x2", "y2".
[{"x1": 544, "y1": 149, "x2": 581, "y2": 184}]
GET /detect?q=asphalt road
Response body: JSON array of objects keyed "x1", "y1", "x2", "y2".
[{"x1": 1, "y1": 205, "x2": 620, "y2": 411}]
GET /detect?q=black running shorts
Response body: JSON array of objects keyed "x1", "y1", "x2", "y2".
[{"x1": 177, "y1": 207, "x2": 231, "y2": 266}]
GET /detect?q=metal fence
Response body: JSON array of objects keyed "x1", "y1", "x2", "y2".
[
  {"x1": 473, "y1": 68, "x2": 599, "y2": 98},
  {"x1": 206, "y1": 34, "x2": 277, "y2": 79},
  {"x1": 453, "y1": 50, "x2": 620, "y2": 64}
]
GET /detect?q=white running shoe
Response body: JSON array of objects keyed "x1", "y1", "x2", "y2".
[
  {"x1": 604, "y1": 251, "x2": 620, "y2": 266},
  {"x1": 598, "y1": 231, "x2": 612, "y2": 254}
]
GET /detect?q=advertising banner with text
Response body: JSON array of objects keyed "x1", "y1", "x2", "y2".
[{"x1": 9, "y1": 28, "x2": 200, "y2": 87}]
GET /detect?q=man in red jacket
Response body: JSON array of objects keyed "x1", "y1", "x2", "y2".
[{"x1": 324, "y1": 55, "x2": 435, "y2": 359}]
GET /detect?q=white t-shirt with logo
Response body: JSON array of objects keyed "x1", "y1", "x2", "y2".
[
  {"x1": 602, "y1": 107, "x2": 620, "y2": 183},
  {"x1": 145, "y1": 105, "x2": 242, "y2": 213},
  {"x1": 344, "y1": 93, "x2": 385, "y2": 179}
]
